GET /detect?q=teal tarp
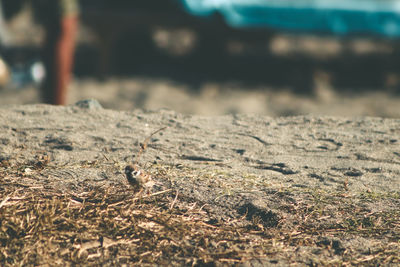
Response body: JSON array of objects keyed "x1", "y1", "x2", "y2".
[{"x1": 181, "y1": 0, "x2": 400, "y2": 37}]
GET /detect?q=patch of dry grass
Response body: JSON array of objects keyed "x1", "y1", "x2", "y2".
[
  {"x1": 0, "y1": 183, "x2": 274, "y2": 266},
  {"x1": 0, "y1": 160, "x2": 399, "y2": 266}
]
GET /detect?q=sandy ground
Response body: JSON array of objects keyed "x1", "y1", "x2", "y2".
[
  {"x1": 0, "y1": 101, "x2": 399, "y2": 265},
  {"x1": 0, "y1": 77, "x2": 400, "y2": 118}
]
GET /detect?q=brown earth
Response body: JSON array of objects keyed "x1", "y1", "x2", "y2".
[
  {"x1": 0, "y1": 101, "x2": 399, "y2": 265},
  {"x1": 1, "y1": 76, "x2": 400, "y2": 118}
]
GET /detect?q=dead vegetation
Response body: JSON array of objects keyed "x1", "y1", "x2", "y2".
[
  {"x1": 0, "y1": 182, "x2": 274, "y2": 266},
  {"x1": 1, "y1": 161, "x2": 399, "y2": 266}
]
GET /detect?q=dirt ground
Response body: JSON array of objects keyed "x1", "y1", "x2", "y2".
[
  {"x1": 0, "y1": 101, "x2": 399, "y2": 265},
  {"x1": 0, "y1": 75, "x2": 400, "y2": 118}
]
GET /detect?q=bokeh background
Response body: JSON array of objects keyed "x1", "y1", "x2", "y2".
[{"x1": 1, "y1": 0, "x2": 400, "y2": 117}]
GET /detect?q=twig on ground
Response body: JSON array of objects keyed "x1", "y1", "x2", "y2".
[
  {"x1": 170, "y1": 190, "x2": 179, "y2": 210},
  {"x1": 136, "y1": 126, "x2": 167, "y2": 164},
  {"x1": 0, "y1": 189, "x2": 23, "y2": 209}
]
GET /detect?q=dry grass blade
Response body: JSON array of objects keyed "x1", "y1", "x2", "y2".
[
  {"x1": 0, "y1": 189, "x2": 23, "y2": 209},
  {"x1": 170, "y1": 190, "x2": 179, "y2": 210},
  {"x1": 0, "y1": 195, "x2": 11, "y2": 209},
  {"x1": 135, "y1": 126, "x2": 167, "y2": 164}
]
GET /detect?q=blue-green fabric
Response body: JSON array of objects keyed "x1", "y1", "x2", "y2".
[{"x1": 181, "y1": 0, "x2": 400, "y2": 37}]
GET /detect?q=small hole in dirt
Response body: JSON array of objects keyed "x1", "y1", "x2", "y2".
[{"x1": 237, "y1": 202, "x2": 279, "y2": 227}]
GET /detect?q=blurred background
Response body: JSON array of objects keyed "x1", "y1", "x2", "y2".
[{"x1": 0, "y1": 0, "x2": 400, "y2": 117}]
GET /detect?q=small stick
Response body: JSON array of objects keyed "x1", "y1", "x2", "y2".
[
  {"x1": 102, "y1": 153, "x2": 109, "y2": 161},
  {"x1": 108, "y1": 189, "x2": 172, "y2": 207},
  {"x1": 0, "y1": 195, "x2": 11, "y2": 209},
  {"x1": 169, "y1": 190, "x2": 179, "y2": 210},
  {"x1": 146, "y1": 188, "x2": 172, "y2": 198},
  {"x1": 135, "y1": 126, "x2": 167, "y2": 164},
  {"x1": 0, "y1": 189, "x2": 23, "y2": 209}
]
